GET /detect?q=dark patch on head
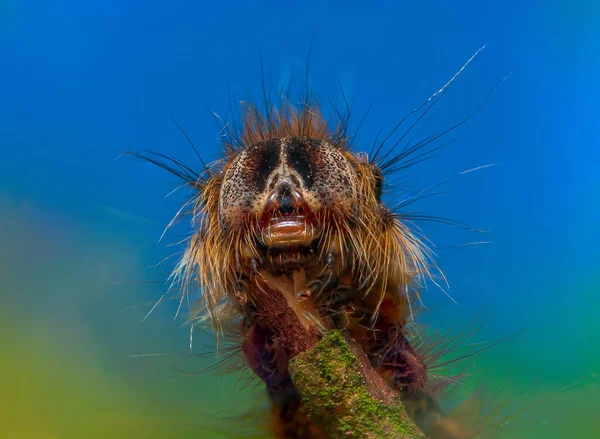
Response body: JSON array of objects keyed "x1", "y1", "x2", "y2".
[
  {"x1": 286, "y1": 137, "x2": 321, "y2": 189},
  {"x1": 246, "y1": 140, "x2": 281, "y2": 193}
]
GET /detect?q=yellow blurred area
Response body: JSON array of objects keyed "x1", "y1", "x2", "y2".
[
  {"x1": 0, "y1": 315, "x2": 263, "y2": 438},
  {"x1": 1, "y1": 316, "x2": 154, "y2": 438},
  {"x1": 0, "y1": 194, "x2": 259, "y2": 439}
]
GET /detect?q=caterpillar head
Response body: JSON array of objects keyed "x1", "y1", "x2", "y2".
[
  {"x1": 173, "y1": 101, "x2": 430, "y2": 327},
  {"x1": 219, "y1": 136, "x2": 363, "y2": 258}
]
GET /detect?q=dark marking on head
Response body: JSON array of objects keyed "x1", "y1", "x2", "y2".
[
  {"x1": 284, "y1": 136, "x2": 358, "y2": 212},
  {"x1": 286, "y1": 137, "x2": 319, "y2": 189},
  {"x1": 246, "y1": 140, "x2": 281, "y2": 193}
]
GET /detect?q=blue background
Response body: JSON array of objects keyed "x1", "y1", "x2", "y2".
[{"x1": 1, "y1": 1, "x2": 598, "y2": 437}]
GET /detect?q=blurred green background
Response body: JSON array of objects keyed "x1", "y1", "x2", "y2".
[{"x1": 0, "y1": 193, "x2": 260, "y2": 438}]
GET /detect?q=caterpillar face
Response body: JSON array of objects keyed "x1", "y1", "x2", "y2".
[{"x1": 219, "y1": 136, "x2": 362, "y2": 268}]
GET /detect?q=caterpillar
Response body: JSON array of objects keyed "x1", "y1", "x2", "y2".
[{"x1": 131, "y1": 47, "x2": 508, "y2": 438}]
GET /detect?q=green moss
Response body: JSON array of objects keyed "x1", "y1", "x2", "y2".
[{"x1": 289, "y1": 330, "x2": 425, "y2": 439}]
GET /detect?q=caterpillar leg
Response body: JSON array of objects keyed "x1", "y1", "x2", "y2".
[
  {"x1": 241, "y1": 320, "x2": 327, "y2": 439},
  {"x1": 356, "y1": 297, "x2": 480, "y2": 439},
  {"x1": 371, "y1": 325, "x2": 428, "y2": 393},
  {"x1": 372, "y1": 332, "x2": 476, "y2": 438}
]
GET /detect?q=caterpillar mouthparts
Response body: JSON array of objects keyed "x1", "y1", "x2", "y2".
[{"x1": 259, "y1": 180, "x2": 318, "y2": 244}]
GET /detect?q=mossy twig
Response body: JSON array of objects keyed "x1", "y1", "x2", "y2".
[
  {"x1": 251, "y1": 273, "x2": 425, "y2": 438},
  {"x1": 289, "y1": 330, "x2": 426, "y2": 439}
]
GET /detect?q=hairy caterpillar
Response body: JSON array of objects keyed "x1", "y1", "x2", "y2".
[{"x1": 131, "y1": 47, "x2": 509, "y2": 438}]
